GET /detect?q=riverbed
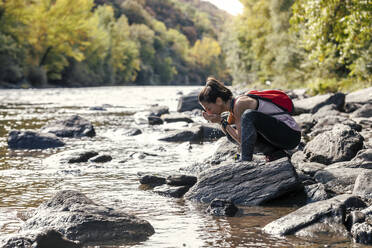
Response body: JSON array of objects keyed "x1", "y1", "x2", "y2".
[{"x1": 0, "y1": 86, "x2": 365, "y2": 247}]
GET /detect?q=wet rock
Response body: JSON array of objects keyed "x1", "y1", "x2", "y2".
[
  {"x1": 21, "y1": 190, "x2": 155, "y2": 245},
  {"x1": 89, "y1": 106, "x2": 106, "y2": 111},
  {"x1": 200, "y1": 123, "x2": 225, "y2": 141},
  {"x1": 125, "y1": 128, "x2": 142, "y2": 136},
  {"x1": 293, "y1": 92, "x2": 345, "y2": 115},
  {"x1": 185, "y1": 158, "x2": 300, "y2": 205},
  {"x1": 166, "y1": 175, "x2": 197, "y2": 187},
  {"x1": 210, "y1": 137, "x2": 238, "y2": 165},
  {"x1": 0, "y1": 229, "x2": 78, "y2": 248},
  {"x1": 67, "y1": 151, "x2": 99, "y2": 163},
  {"x1": 7, "y1": 130, "x2": 65, "y2": 150},
  {"x1": 140, "y1": 175, "x2": 166, "y2": 186},
  {"x1": 41, "y1": 115, "x2": 96, "y2": 138},
  {"x1": 148, "y1": 116, "x2": 163, "y2": 125},
  {"x1": 304, "y1": 183, "x2": 329, "y2": 203},
  {"x1": 263, "y1": 194, "x2": 366, "y2": 236},
  {"x1": 345, "y1": 87, "x2": 372, "y2": 105},
  {"x1": 207, "y1": 199, "x2": 239, "y2": 217},
  {"x1": 161, "y1": 113, "x2": 194, "y2": 123},
  {"x1": 351, "y1": 222, "x2": 372, "y2": 245},
  {"x1": 177, "y1": 89, "x2": 203, "y2": 112},
  {"x1": 89, "y1": 154, "x2": 112, "y2": 163},
  {"x1": 149, "y1": 105, "x2": 169, "y2": 117},
  {"x1": 158, "y1": 127, "x2": 202, "y2": 143},
  {"x1": 353, "y1": 171, "x2": 372, "y2": 199},
  {"x1": 153, "y1": 185, "x2": 191, "y2": 198},
  {"x1": 304, "y1": 124, "x2": 364, "y2": 165},
  {"x1": 35, "y1": 229, "x2": 81, "y2": 248}
]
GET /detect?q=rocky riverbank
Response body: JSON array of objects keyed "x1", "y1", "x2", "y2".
[{"x1": 2, "y1": 86, "x2": 371, "y2": 247}]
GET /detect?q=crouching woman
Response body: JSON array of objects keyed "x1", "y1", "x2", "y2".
[{"x1": 198, "y1": 77, "x2": 301, "y2": 162}]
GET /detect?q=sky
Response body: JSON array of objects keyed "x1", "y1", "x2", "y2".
[{"x1": 202, "y1": 0, "x2": 244, "y2": 16}]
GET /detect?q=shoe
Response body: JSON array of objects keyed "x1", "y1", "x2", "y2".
[{"x1": 265, "y1": 150, "x2": 288, "y2": 162}]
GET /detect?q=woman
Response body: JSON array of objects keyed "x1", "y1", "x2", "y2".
[{"x1": 198, "y1": 77, "x2": 301, "y2": 162}]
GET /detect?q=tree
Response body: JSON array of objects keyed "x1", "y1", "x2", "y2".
[{"x1": 291, "y1": 0, "x2": 372, "y2": 81}]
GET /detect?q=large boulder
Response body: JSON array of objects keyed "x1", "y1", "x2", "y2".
[
  {"x1": 185, "y1": 158, "x2": 300, "y2": 205},
  {"x1": 41, "y1": 115, "x2": 96, "y2": 138},
  {"x1": 263, "y1": 194, "x2": 366, "y2": 236},
  {"x1": 350, "y1": 103, "x2": 372, "y2": 118},
  {"x1": 293, "y1": 93, "x2": 345, "y2": 115},
  {"x1": 18, "y1": 190, "x2": 155, "y2": 245},
  {"x1": 304, "y1": 124, "x2": 364, "y2": 165},
  {"x1": 177, "y1": 90, "x2": 203, "y2": 112},
  {"x1": 7, "y1": 130, "x2": 65, "y2": 150},
  {"x1": 345, "y1": 87, "x2": 372, "y2": 104}
]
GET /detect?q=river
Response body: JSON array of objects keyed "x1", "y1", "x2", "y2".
[{"x1": 0, "y1": 86, "x2": 365, "y2": 247}]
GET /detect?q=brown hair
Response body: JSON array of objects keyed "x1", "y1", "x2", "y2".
[{"x1": 198, "y1": 77, "x2": 232, "y2": 103}]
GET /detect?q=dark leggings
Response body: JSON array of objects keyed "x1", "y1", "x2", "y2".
[{"x1": 240, "y1": 109, "x2": 301, "y2": 161}]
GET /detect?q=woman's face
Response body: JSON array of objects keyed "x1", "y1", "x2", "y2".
[{"x1": 200, "y1": 98, "x2": 224, "y2": 115}]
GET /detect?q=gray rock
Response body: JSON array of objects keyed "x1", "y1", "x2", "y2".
[
  {"x1": 1, "y1": 229, "x2": 80, "y2": 248},
  {"x1": 166, "y1": 175, "x2": 197, "y2": 187},
  {"x1": 293, "y1": 113, "x2": 315, "y2": 134},
  {"x1": 185, "y1": 158, "x2": 300, "y2": 205},
  {"x1": 293, "y1": 93, "x2": 345, "y2": 115},
  {"x1": 139, "y1": 175, "x2": 166, "y2": 186},
  {"x1": 200, "y1": 123, "x2": 225, "y2": 142},
  {"x1": 345, "y1": 87, "x2": 372, "y2": 104},
  {"x1": 125, "y1": 128, "x2": 142, "y2": 136},
  {"x1": 177, "y1": 89, "x2": 203, "y2": 112},
  {"x1": 161, "y1": 113, "x2": 194, "y2": 123},
  {"x1": 263, "y1": 194, "x2": 366, "y2": 236},
  {"x1": 149, "y1": 105, "x2": 169, "y2": 117},
  {"x1": 351, "y1": 103, "x2": 372, "y2": 118},
  {"x1": 290, "y1": 151, "x2": 307, "y2": 168},
  {"x1": 353, "y1": 171, "x2": 372, "y2": 199},
  {"x1": 7, "y1": 130, "x2": 65, "y2": 150},
  {"x1": 41, "y1": 115, "x2": 95, "y2": 138},
  {"x1": 351, "y1": 222, "x2": 372, "y2": 245},
  {"x1": 308, "y1": 116, "x2": 362, "y2": 139},
  {"x1": 304, "y1": 183, "x2": 329, "y2": 203},
  {"x1": 207, "y1": 199, "x2": 239, "y2": 217},
  {"x1": 89, "y1": 154, "x2": 112, "y2": 163},
  {"x1": 311, "y1": 104, "x2": 344, "y2": 120},
  {"x1": 158, "y1": 127, "x2": 202, "y2": 143},
  {"x1": 304, "y1": 124, "x2": 364, "y2": 165},
  {"x1": 296, "y1": 162, "x2": 326, "y2": 177},
  {"x1": 314, "y1": 165, "x2": 370, "y2": 194},
  {"x1": 153, "y1": 185, "x2": 191, "y2": 198},
  {"x1": 21, "y1": 190, "x2": 154, "y2": 245},
  {"x1": 67, "y1": 151, "x2": 99, "y2": 163},
  {"x1": 148, "y1": 116, "x2": 163, "y2": 125}
]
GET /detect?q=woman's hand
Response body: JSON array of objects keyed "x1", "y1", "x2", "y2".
[{"x1": 202, "y1": 111, "x2": 222, "y2": 123}]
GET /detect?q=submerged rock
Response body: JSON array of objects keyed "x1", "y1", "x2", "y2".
[
  {"x1": 140, "y1": 175, "x2": 166, "y2": 186},
  {"x1": 67, "y1": 150, "x2": 99, "y2": 163},
  {"x1": 153, "y1": 185, "x2": 191, "y2": 198},
  {"x1": 158, "y1": 127, "x2": 202, "y2": 143},
  {"x1": 19, "y1": 190, "x2": 155, "y2": 245},
  {"x1": 41, "y1": 115, "x2": 96, "y2": 138},
  {"x1": 207, "y1": 199, "x2": 239, "y2": 217},
  {"x1": 185, "y1": 158, "x2": 300, "y2": 205},
  {"x1": 89, "y1": 154, "x2": 112, "y2": 163},
  {"x1": 7, "y1": 130, "x2": 65, "y2": 150}
]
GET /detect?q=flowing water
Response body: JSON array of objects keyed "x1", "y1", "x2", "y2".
[{"x1": 0, "y1": 86, "x2": 367, "y2": 247}]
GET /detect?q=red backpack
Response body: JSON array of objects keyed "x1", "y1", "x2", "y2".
[{"x1": 245, "y1": 90, "x2": 294, "y2": 114}]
